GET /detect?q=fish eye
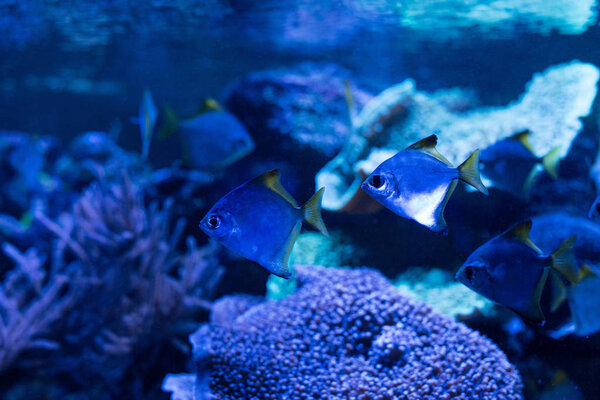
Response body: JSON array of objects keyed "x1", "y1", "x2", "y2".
[
  {"x1": 369, "y1": 175, "x2": 386, "y2": 189},
  {"x1": 207, "y1": 214, "x2": 221, "y2": 229},
  {"x1": 464, "y1": 266, "x2": 475, "y2": 282}
]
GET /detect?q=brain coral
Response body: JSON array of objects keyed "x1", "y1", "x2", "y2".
[{"x1": 179, "y1": 265, "x2": 522, "y2": 400}]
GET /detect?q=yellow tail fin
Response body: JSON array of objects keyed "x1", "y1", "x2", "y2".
[
  {"x1": 550, "y1": 235, "x2": 579, "y2": 283},
  {"x1": 541, "y1": 146, "x2": 561, "y2": 179},
  {"x1": 457, "y1": 150, "x2": 488, "y2": 195},
  {"x1": 301, "y1": 188, "x2": 328, "y2": 236}
]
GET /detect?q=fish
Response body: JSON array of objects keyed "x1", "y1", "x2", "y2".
[
  {"x1": 455, "y1": 220, "x2": 578, "y2": 325},
  {"x1": 361, "y1": 134, "x2": 488, "y2": 233},
  {"x1": 479, "y1": 129, "x2": 561, "y2": 198},
  {"x1": 199, "y1": 169, "x2": 327, "y2": 278},
  {"x1": 131, "y1": 89, "x2": 157, "y2": 160},
  {"x1": 159, "y1": 99, "x2": 254, "y2": 170}
]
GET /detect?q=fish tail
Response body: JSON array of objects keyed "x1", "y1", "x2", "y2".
[
  {"x1": 541, "y1": 146, "x2": 561, "y2": 179},
  {"x1": 301, "y1": 187, "x2": 328, "y2": 236},
  {"x1": 550, "y1": 235, "x2": 579, "y2": 284},
  {"x1": 457, "y1": 150, "x2": 488, "y2": 195}
]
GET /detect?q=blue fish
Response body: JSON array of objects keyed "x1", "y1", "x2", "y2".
[
  {"x1": 361, "y1": 135, "x2": 488, "y2": 233},
  {"x1": 480, "y1": 130, "x2": 560, "y2": 197},
  {"x1": 159, "y1": 99, "x2": 254, "y2": 170},
  {"x1": 180, "y1": 111, "x2": 254, "y2": 169},
  {"x1": 200, "y1": 169, "x2": 327, "y2": 278},
  {"x1": 132, "y1": 89, "x2": 157, "y2": 159},
  {"x1": 456, "y1": 220, "x2": 578, "y2": 325}
]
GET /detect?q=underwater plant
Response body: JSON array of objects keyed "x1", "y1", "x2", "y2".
[
  {"x1": 0, "y1": 171, "x2": 226, "y2": 395},
  {"x1": 164, "y1": 265, "x2": 523, "y2": 400}
]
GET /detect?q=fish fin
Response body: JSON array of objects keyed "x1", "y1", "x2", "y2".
[
  {"x1": 502, "y1": 220, "x2": 543, "y2": 253},
  {"x1": 269, "y1": 221, "x2": 301, "y2": 279},
  {"x1": 457, "y1": 150, "x2": 488, "y2": 194},
  {"x1": 434, "y1": 180, "x2": 457, "y2": 235},
  {"x1": 550, "y1": 235, "x2": 579, "y2": 284},
  {"x1": 250, "y1": 169, "x2": 298, "y2": 207},
  {"x1": 577, "y1": 264, "x2": 597, "y2": 282},
  {"x1": 202, "y1": 98, "x2": 222, "y2": 112},
  {"x1": 549, "y1": 270, "x2": 567, "y2": 312},
  {"x1": 301, "y1": 188, "x2": 328, "y2": 236},
  {"x1": 157, "y1": 105, "x2": 180, "y2": 140},
  {"x1": 510, "y1": 129, "x2": 535, "y2": 153},
  {"x1": 344, "y1": 80, "x2": 358, "y2": 128},
  {"x1": 541, "y1": 146, "x2": 561, "y2": 179},
  {"x1": 588, "y1": 195, "x2": 600, "y2": 218},
  {"x1": 522, "y1": 166, "x2": 540, "y2": 200},
  {"x1": 407, "y1": 134, "x2": 453, "y2": 166},
  {"x1": 528, "y1": 267, "x2": 549, "y2": 325}
]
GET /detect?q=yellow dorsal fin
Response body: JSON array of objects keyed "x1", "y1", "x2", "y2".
[
  {"x1": 202, "y1": 98, "x2": 222, "y2": 112},
  {"x1": 502, "y1": 220, "x2": 542, "y2": 253},
  {"x1": 407, "y1": 134, "x2": 453, "y2": 166},
  {"x1": 550, "y1": 235, "x2": 579, "y2": 284},
  {"x1": 250, "y1": 169, "x2": 298, "y2": 207},
  {"x1": 510, "y1": 129, "x2": 535, "y2": 153}
]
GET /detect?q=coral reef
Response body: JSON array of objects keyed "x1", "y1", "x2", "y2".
[
  {"x1": 354, "y1": 0, "x2": 598, "y2": 39},
  {"x1": 165, "y1": 265, "x2": 523, "y2": 400},
  {"x1": 222, "y1": 63, "x2": 373, "y2": 165},
  {"x1": 266, "y1": 229, "x2": 365, "y2": 300},
  {"x1": 317, "y1": 61, "x2": 599, "y2": 211},
  {"x1": 32, "y1": 172, "x2": 224, "y2": 387}
]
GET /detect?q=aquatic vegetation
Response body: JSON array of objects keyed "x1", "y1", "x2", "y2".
[
  {"x1": 24, "y1": 172, "x2": 225, "y2": 389},
  {"x1": 0, "y1": 243, "x2": 77, "y2": 374},
  {"x1": 164, "y1": 265, "x2": 523, "y2": 400},
  {"x1": 317, "y1": 61, "x2": 599, "y2": 212},
  {"x1": 362, "y1": 134, "x2": 487, "y2": 233},
  {"x1": 200, "y1": 169, "x2": 326, "y2": 278},
  {"x1": 394, "y1": 267, "x2": 495, "y2": 318}
]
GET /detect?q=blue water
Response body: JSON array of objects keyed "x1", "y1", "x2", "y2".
[{"x1": 1, "y1": 1, "x2": 600, "y2": 399}]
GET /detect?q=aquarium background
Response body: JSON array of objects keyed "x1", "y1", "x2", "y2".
[{"x1": 1, "y1": 1, "x2": 600, "y2": 399}]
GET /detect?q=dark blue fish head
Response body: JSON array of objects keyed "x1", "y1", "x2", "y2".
[
  {"x1": 455, "y1": 260, "x2": 494, "y2": 294},
  {"x1": 200, "y1": 208, "x2": 237, "y2": 241}
]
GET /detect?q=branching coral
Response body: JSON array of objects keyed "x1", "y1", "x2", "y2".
[
  {"x1": 165, "y1": 265, "x2": 523, "y2": 400},
  {"x1": 24, "y1": 171, "x2": 225, "y2": 387},
  {"x1": 0, "y1": 242, "x2": 77, "y2": 374}
]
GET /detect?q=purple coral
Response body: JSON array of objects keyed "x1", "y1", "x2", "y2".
[{"x1": 192, "y1": 265, "x2": 522, "y2": 400}]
